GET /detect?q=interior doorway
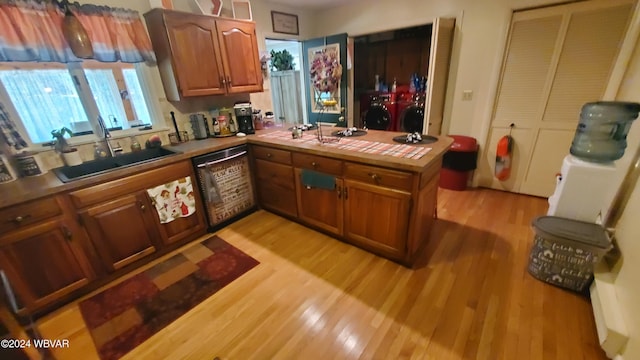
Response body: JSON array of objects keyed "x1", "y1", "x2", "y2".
[{"x1": 266, "y1": 39, "x2": 308, "y2": 125}]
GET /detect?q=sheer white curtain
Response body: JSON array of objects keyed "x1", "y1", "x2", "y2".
[{"x1": 0, "y1": 69, "x2": 88, "y2": 143}]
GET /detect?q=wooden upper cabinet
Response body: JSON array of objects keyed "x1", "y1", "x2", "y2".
[
  {"x1": 164, "y1": 12, "x2": 226, "y2": 97},
  {"x1": 216, "y1": 19, "x2": 263, "y2": 94},
  {"x1": 144, "y1": 8, "x2": 263, "y2": 100}
]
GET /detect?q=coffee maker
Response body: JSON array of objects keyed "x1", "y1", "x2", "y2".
[{"x1": 234, "y1": 102, "x2": 255, "y2": 134}]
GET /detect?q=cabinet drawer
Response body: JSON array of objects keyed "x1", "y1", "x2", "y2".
[
  {"x1": 0, "y1": 197, "x2": 62, "y2": 233},
  {"x1": 69, "y1": 161, "x2": 193, "y2": 208},
  {"x1": 292, "y1": 153, "x2": 343, "y2": 176},
  {"x1": 254, "y1": 159, "x2": 295, "y2": 190},
  {"x1": 252, "y1": 145, "x2": 291, "y2": 165},
  {"x1": 345, "y1": 163, "x2": 414, "y2": 191}
]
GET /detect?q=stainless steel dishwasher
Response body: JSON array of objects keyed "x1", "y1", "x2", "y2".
[{"x1": 192, "y1": 145, "x2": 256, "y2": 230}]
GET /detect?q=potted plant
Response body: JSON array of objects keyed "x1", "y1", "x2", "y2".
[
  {"x1": 270, "y1": 49, "x2": 295, "y2": 72},
  {"x1": 51, "y1": 127, "x2": 82, "y2": 166}
]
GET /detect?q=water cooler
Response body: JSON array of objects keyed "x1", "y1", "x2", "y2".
[
  {"x1": 547, "y1": 101, "x2": 640, "y2": 221},
  {"x1": 546, "y1": 155, "x2": 617, "y2": 222},
  {"x1": 541, "y1": 101, "x2": 640, "y2": 358}
]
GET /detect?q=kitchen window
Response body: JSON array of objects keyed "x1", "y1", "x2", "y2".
[{"x1": 0, "y1": 60, "x2": 158, "y2": 145}]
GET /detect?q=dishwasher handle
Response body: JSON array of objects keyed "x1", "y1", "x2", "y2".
[{"x1": 196, "y1": 150, "x2": 247, "y2": 167}]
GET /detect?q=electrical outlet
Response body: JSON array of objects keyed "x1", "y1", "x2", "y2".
[{"x1": 462, "y1": 90, "x2": 473, "y2": 101}]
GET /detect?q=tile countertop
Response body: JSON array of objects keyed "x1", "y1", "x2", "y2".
[{"x1": 0, "y1": 128, "x2": 453, "y2": 209}]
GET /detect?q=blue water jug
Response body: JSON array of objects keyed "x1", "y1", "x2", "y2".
[{"x1": 570, "y1": 101, "x2": 640, "y2": 162}]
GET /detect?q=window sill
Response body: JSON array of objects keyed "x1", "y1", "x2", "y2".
[{"x1": 33, "y1": 127, "x2": 171, "y2": 153}]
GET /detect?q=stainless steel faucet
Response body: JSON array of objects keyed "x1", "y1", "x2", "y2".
[{"x1": 97, "y1": 116, "x2": 122, "y2": 157}]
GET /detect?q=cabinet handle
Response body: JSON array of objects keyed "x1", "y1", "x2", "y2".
[
  {"x1": 344, "y1": 188, "x2": 348, "y2": 199},
  {"x1": 337, "y1": 186, "x2": 342, "y2": 199},
  {"x1": 266, "y1": 153, "x2": 272, "y2": 158},
  {"x1": 221, "y1": 76, "x2": 226, "y2": 85},
  {"x1": 311, "y1": 162, "x2": 317, "y2": 167},
  {"x1": 62, "y1": 226, "x2": 72, "y2": 241},
  {"x1": 9, "y1": 214, "x2": 31, "y2": 224},
  {"x1": 139, "y1": 201, "x2": 146, "y2": 211},
  {"x1": 368, "y1": 173, "x2": 381, "y2": 183},
  {"x1": 227, "y1": 76, "x2": 231, "y2": 86}
]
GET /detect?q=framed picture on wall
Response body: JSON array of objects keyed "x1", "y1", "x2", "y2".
[{"x1": 271, "y1": 11, "x2": 299, "y2": 35}]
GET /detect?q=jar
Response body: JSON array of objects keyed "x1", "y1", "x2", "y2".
[
  {"x1": 570, "y1": 101, "x2": 640, "y2": 162},
  {"x1": 130, "y1": 136, "x2": 142, "y2": 152},
  {"x1": 217, "y1": 115, "x2": 230, "y2": 135},
  {"x1": 264, "y1": 111, "x2": 275, "y2": 128},
  {"x1": 252, "y1": 111, "x2": 264, "y2": 130}
]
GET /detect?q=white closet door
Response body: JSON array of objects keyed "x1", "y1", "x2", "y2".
[
  {"x1": 481, "y1": 0, "x2": 634, "y2": 197},
  {"x1": 424, "y1": 17, "x2": 455, "y2": 136},
  {"x1": 519, "y1": 1, "x2": 634, "y2": 196}
]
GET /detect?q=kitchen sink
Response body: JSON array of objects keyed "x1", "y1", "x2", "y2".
[{"x1": 53, "y1": 147, "x2": 181, "y2": 183}]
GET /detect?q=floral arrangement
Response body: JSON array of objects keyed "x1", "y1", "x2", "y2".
[{"x1": 309, "y1": 46, "x2": 342, "y2": 93}]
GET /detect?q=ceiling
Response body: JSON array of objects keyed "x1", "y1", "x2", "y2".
[{"x1": 267, "y1": 0, "x2": 357, "y2": 10}]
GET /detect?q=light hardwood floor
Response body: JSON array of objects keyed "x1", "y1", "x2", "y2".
[{"x1": 37, "y1": 188, "x2": 606, "y2": 359}]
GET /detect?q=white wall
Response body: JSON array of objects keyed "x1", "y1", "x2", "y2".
[
  {"x1": 305, "y1": 0, "x2": 574, "y2": 143},
  {"x1": 604, "y1": 20, "x2": 640, "y2": 359},
  {"x1": 248, "y1": 1, "x2": 317, "y2": 114}
]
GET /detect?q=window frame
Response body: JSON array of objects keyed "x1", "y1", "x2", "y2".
[{"x1": 0, "y1": 60, "x2": 165, "y2": 151}]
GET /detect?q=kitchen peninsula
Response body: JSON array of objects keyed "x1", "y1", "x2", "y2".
[{"x1": 0, "y1": 128, "x2": 452, "y2": 314}]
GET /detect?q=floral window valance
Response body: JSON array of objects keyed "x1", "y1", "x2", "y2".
[{"x1": 0, "y1": 0, "x2": 156, "y2": 64}]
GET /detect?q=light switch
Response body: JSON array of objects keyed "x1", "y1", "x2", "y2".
[{"x1": 462, "y1": 90, "x2": 473, "y2": 101}]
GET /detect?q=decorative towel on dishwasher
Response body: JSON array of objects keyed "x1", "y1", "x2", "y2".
[
  {"x1": 301, "y1": 169, "x2": 336, "y2": 190},
  {"x1": 146, "y1": 176, "x2": 196, "y2": 224}
]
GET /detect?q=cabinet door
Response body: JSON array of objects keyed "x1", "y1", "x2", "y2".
[
  {"x1": 343, "y1": 179, "x2": 411, "y2": 259},
  {"x1": 80, "y1": 193, "x2": 160, "y2": 272},
  {"x1": 0, "y1": 219, "x2": 94, "y2": 310},
  {"x1": 294, "y1": 168, "x2": 343, "y2": 236},
  {"x1": 255, "y1": 159, "x2": 298, "y2": 217},
  {"x1": 164, "y1": 12, "x2": 226, "y2": 97},
  {"x1": 149, "y1": 176, "x2": 207, "y2": 246},
  {"x1": 216, "y1": 19, "x2": 263, "y2": 94}
]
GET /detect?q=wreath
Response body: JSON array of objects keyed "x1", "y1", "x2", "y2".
[{"x1": 309, "y1": 47, "x2": 342, "y2": 93}]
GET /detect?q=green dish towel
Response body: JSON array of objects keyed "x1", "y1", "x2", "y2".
[{"x1": 301, "y1": 169, "x2": 335, "y2": 190}]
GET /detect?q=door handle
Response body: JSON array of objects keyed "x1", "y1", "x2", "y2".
[{"x1": 337, "y1": 186, "x2": 342, "y2": 199}]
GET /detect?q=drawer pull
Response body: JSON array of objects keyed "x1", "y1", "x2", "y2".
[
  {"x1": 368, "y1": 173, "x2": 381, "y2": 183},
  {"x1": 10, "y1": 214, "x2": 31, "y2": 224},
  {"x1": 311, "y1": 162, "x2": 317, "y2": 167},
  {"x1": 266, "y1": 153, "x2": 272, "y2": 158}
]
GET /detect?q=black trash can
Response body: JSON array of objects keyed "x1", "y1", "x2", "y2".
[{"x1": 439, "y1": 135, "x2": 478, "y2": 190}]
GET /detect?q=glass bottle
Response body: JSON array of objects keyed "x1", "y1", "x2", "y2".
[
  {"x1": 130, "y1": 136, "x2": 141, "y2": 152},
  {"x1": 229, "y1": 114, "x2": 237, "y2": 133},
  {"x1": 212, "y1": 117, "x2": 221, "y2": 136}
]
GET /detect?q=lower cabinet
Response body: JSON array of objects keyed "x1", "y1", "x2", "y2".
[
  {"x1": 79, "y1": 193, "x2": 161, "y2": 272},
  {"x1": 254, "y1": 158, "x2": 298, "y2": 217},
  {"x1": 294, "y1": 168, "x2": 343, "y2": 236},
  {"x1": 0, "y1": 218, "x2": 95, "y2": 311},
  {"x1": 343, "y1": 179, "x2": 412, "y2": 259},
  {"x1": 283, "y1": 149, "x2": 423, "y2": 264},
  {"x1": 70, "y1": 160, "x2": 207, "y2": 273}
]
